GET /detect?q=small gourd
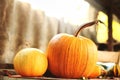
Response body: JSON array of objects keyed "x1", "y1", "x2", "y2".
[
  {"x1": 88, "y1": 65, "x2": 106, "y2": 78},
  {"x1": 13, "y1": 48, "x2": 48, "y2": 77}
]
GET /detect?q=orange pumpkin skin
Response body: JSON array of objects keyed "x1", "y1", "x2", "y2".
[
  {"x1": 13, "y1": 48, "x2": 48, "y2": 77},
  {"x1": 88, "y1": 65, "x2": 102, "y2": 78},
  {"x1": 46, "y1": 33, "x2": 98, "y2": 78}
]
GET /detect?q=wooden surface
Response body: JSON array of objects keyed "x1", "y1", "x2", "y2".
[
  {"x1": 1, "y1": 51, "x2": 120, "y2": 80},
  {"x1": 98, "y1": 51, "x2": 119, "y2": 63},
  {"x1": 0, "y1": 76, "x2": 83, "y2": 80},
  {"x1": 0, "y1": 64, "x2": 14, "y2": 69},
  {"x1": 0, "y1": 76, "x2": 120, "y2": 80}
]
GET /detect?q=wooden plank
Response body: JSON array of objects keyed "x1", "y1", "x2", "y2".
[
  {"x1": 0, "y1": 69, "x2": 16, "y2": 75},
  {"x1": 98, "y1": 51, "x2": 119, "y2": 63},
  {"x1": 1, "y1": 76, "x2": 120, "y2": 80},
  {"x1": 107, "y1": 1, "x2": 114, "y2": 51},
  {"x1": 0, "y1": 64, "x2": 14, "y2": 69}
]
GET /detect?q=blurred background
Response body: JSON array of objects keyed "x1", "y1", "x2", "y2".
[
  {"x1": 0, "y1": 0, "x2": 120, "y2": 69},
  {"x1": 18, "y1": 0, "x2": 120, "y2": 49}
]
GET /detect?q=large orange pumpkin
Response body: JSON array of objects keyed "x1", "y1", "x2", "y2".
[
  {"x1": 13, "y1": 48, "x2": 48, "y2": 77},
  {"x1": 46, "y1": 20, "x2": 102, "y2": 78}
]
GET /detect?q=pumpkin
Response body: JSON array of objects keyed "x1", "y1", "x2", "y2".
[
  {"x1": 113, "y1": 64, "x2": 120, "y2": 77},
  {"x1": 46, "y1": 20, "x2": 102, "y2": 78},
  {"x1": 13, "y1": 48, "x2": 48, "y2": 77},
  {"x1": 88, "y1": 65, "x2": 106, "y2": 78},
  {"x1": 107, "y1": 64, "x2": 120, "y2": 77}
]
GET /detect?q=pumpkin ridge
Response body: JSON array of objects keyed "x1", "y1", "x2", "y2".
[
  {"x1": 89, "y1": 39, "x2": 98, "y2": 74},
  {"x1": 60, "y1": 36, "x2": 71, "y2": 77},
  {"x1": 74, "y1": 37, "x2": 84, "y2": 77},
  {"x1": 68, "y1": 37, "x2": 78, "y2": 78},
  {"x1": 62, "y1": 35, "x2": 76, "y2": 78},
  {"x1": 71, "y1": 38, "x2": 79, "y2": 77},
  {"x1": 50, "y1": 36, "x2": 62, "y2": 76},
  {"x1": 82, "y1": 39, "x2": 97, "y2": 77},
  {"x1": 54, "y1": 37, "x2": 63, "y2": 77},
  {"x1": 82, "y1": 39, "x2": 91, "y2": 77},
  {"x1": 63, "y1": 37, "x2": 69, "y2": 77},
  {"x1": 80, "y1": 38, "x2": 89, "y2": 77},
  {"x1": 72, "y1": 38, "x2": 83, "y2": 78}
]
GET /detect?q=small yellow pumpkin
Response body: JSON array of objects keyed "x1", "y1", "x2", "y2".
[
  {"x1": 46, "y1": 20, "x2": 102, "y2": 78},
  {"x1": 88, "y1": 65, "x2": 106, "y2": 78},
  {"x1": 13, "y1": 48, "x2": 48, "y2": 77}
]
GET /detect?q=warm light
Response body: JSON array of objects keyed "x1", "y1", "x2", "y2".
[
  {"x1": 112, "y1": 20, "x2": 120, "y2": 42},
  {"x1": 97, "y1": 11, "x2": 120, "y2": 43},
  {"x1": 97, "y1": 11, "x2": 108, "y2": 43},
  {"x1": 19, "y1": 0, "x2": 90, "y2": 25}
]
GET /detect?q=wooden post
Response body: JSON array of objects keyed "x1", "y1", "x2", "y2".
[
  {"x1": 0, "y1": 0, "x2": 9, "y2": 56},
  {"x1": 107, "y1": 1, "x2": 114, "y2": 51}
]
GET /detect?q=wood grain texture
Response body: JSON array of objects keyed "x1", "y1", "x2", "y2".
[
  {"x1": 0, "y1": 0, "x2": 74, "y2": 63},
  {"x1": 98, "y1": 51, "x2": 119, "y2": 63}
]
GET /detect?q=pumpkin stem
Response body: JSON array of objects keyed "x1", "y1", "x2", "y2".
[{"x1": 74, "y1": 20, "x2": 105, "y2": 37}]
